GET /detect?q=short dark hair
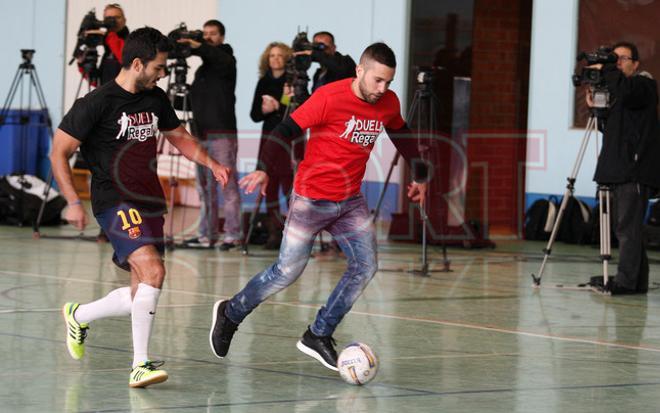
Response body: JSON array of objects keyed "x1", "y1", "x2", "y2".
[
  {"x1": 613, "y1": 41, "x2": 639, "y2": 61},
  {"x1": 360, "y1": 42, "x2": 396, "y2": 68},
  {"x1": 313, "y1": 31, "x2": 335, "y2": 44},
  {"x1": 121, "y1": 27, "x2": 170, "y2": 69},
  {"x1": 204, "y1": 19, "x2": 225, "y2": 36}
]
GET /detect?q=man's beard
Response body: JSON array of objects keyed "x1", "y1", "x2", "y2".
[
  {"x1": 135, "y1": 76, "x2": 156, "y2": 92},
  {"x1": 358, "y1": 79, "x2": 382, "y2": 104}
]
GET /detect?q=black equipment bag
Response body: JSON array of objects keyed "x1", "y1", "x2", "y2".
[
  {"x1": 524, "y1": 196, "x2": 559, "y2": 241},
  {"x1": 0, "y1": 174, "x2": 66, "y2": 226},
  {"x1": 241, "y1": 212, "x2": 269, "y2": 245},
  {"x1": 557, "y1": 197, "x2": 593, "y2": 244}
]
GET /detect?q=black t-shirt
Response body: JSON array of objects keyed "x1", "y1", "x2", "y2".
[{"x1": 59, "y1": 81, "x2": 180, "y2": 216}]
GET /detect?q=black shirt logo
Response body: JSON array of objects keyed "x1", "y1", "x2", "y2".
[{"x1": 115, "y1": 111, "x2": 159, "y2": 142}]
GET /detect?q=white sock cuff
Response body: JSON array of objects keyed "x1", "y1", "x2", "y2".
[
  {"x1": 136, "y1": 283, "x2": 161, "y2": 296},
  {"x1": 134, "y1": 283, "x2": 161, "y2": 310}
]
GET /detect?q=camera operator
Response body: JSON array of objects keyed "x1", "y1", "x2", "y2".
[
  {"x1": 587, "y1": 41, "x2": 660, "y2": 295},
  {"x1": 296, "y1": 31, "x2": 356, "y2": 92},
  {"x1": 77, "y1": 3, "x2": 129, "y2": 85},
  {"x1": 176, "y1": 20, "x2": 241, "y2": 250}
]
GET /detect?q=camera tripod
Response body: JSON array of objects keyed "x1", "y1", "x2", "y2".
[
  {"x1": 71, "y1": 48, "x2": 99, "y2": 99},
  {"x1": 373, "y1": 72, "x2": 451, "y2": 276},
  {"x1": 531, "y1": 113, "x2": 612, "y2": 287},
  {"x1": 0, "y1": 50, "x2": 65, "y2": 236},
  {"x1": 161, "y1": 59, "x2": 195, "y2": 250}
]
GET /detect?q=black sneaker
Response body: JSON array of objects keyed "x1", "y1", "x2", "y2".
[
  {"x1": 183, "y1": 237, "x2": 213, "y2": 248},
  {"x1": 209, "y1": 300, "x2": 239, "y2": 358},
  {"x1": 606, "y1": 280, "x2": 639, "y2": 295},
  {"x1": 591, "y1": 280, "x2": 639, "y2": 296},
  {"x1": 218, "y1": 242, "x2": 240, "y2": 251},
  {"x1": 296, "y1": 327, "x2": 338, "y2": 371},
  {"x1": 589, "y1": 275, "x2": 604, "y2": 287}
]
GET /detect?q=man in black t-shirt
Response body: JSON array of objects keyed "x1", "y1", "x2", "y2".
[
  {"x1": 51, "y1": 27, "x2": 230, "y2": 388},
  {"x1": 177, "y1": 20, "x2": 241, "y2": 250}
]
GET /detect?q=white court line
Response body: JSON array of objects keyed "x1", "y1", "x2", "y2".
[
  {"x1": 0, "y1": 303, "x2": 212, "y2": 314},
  {"x1": 2, "y1": 269, "x2": 660, "y2": 354}
]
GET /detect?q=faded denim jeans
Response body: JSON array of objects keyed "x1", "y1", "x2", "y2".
[
  {"x1": 226, "y1": 192, "x2": 378, "y2": 336},
  {"x1": 195, "y1": 137, "x2": 241, "y2": 243}
]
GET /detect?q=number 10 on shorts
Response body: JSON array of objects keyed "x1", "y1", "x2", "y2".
[{"x1": 117, "y1": 208, "x2": 143, "y2": 230}]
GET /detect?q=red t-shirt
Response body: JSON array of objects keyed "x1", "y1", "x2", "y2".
[{"x1": 291, "y1": 78, "x2": 405, "y2": 201}]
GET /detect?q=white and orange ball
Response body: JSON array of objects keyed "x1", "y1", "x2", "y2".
[{"x1": 337, "y1": 342, "x2": 378, "y2": 385}]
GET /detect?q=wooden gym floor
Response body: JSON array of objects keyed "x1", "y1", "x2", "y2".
[{"x1": 2, "y1": 207, "x2": 660, "y2": 412}]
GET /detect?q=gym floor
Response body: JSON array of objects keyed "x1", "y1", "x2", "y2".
[{"x1": 1, "y1": 213, "x2": 660, "y2": 412}]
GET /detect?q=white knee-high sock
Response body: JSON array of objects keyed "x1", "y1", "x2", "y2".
[
  {"x1": 75, "y1": 287, "x2": 132, "y2": 324},
  {"x1": 131, "y1": 283, "x2": 161, "y2": 368}
]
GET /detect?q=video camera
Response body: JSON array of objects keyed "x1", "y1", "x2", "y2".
[
  {"x1": 416, "y1": 66, "x2": 440, "y2": 85},
  {"x1": 284, "y1": 31, "x2": 319, "y2": 106},
  {"x1": 291, "y1": 32, "x2": 327, "y2": 55},
  {"x1": 167, "y1": 23, "x2": 204, "y2": 60},
  {"x1": 572, "y1": 46, "x2": 618, "y2": 109},
  {"x1": 69, "y1": 9, "x2": 119, "y2": 69}
]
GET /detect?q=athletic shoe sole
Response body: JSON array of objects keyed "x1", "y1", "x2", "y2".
[
  {"x1": 296, "y1": 340, "x2": 339, "y2": 371},
  {"x1": 209, "y1": 300, "x2": 225, "y2": 359},
  {"x1": 129, "y1": 371, "x2": 168, "y2": 388}
]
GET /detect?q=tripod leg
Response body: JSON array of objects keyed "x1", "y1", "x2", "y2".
[
  {"x1": 372, "y1": 153, "x2": 400, "y2": 223},
  {"x1": 242, "y1": 193, "x2": 263, "y2": 255},
  {"x1": 600, "y1": 186, "x2": 612, "y2": 287},
  {"x1": 413, "y1": 203, "x2": 431, "y2": 277},
  {"x1": 0, "y1": 67, "x2": 22, "y2": 121},
  {"x1": 531, "y1": 115, "x2": 597, "y2": 286},
  {"x1": 165, "y1": 171, "x2": 178, "y2": 250},
  {"x1": 32, "y1": 169, "x2": 55, "y2": 236},
  {"x1": 531, "y1": 189, "x2": 572, "y2": 286}
]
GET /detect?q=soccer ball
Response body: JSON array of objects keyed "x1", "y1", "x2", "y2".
[{"x1": 337, "y1": 342, "x2": 378, "y2": 385}]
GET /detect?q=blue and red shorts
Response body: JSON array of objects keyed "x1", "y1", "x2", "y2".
[{"x1": 95, "y1": 203, "x2": 165, "y2": 271}]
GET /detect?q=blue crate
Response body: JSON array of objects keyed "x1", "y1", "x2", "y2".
[{"x1": 0, "y1": 109, "x2": 51, "y2": 178}]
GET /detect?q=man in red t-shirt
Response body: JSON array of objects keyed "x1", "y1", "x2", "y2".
[
  {"x1": 77, "y1": 3, "x2": 129, "y2": 86},
  {"x1": 209, "y1": 43, "x2": 429, "y2": 371}
]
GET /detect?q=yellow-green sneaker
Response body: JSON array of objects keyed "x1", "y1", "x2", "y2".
[
  {"x1": 62, "y1": 302, "x2": 89, "y2": 360},
  {"x1": 129, "y1": 360, "x2": 168, "y2": 388}
]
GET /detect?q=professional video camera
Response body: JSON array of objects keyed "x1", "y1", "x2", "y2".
[
  {"x1": 572, "y1": 46, "x2": 618, "y2": 109},
  {"x1": 415, "y1": 66, "x2": 435, "y2": 85},
  {"x1": 284, "y1": 31, "x2": 323, "y2": 106},
  {"x1": 167, "y1": 23, "x2": 204, "y2": 60},
  {"x1": 68, "y1": 9, "x2": 119, "y2": 67}
]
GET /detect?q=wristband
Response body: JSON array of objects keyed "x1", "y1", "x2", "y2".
[{"x1": 68, "y1": 200, "x2": 82, "y2": 206}]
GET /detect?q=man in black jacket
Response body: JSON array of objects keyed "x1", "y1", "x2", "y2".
[
  {"x1": 588, "y1": 41, "x2": 659, "y2": 295},
  {"x1": 178, "y1": 20, "x2": 241, "y2": 250},
  {"x1": 310, "y1": 31, "x2": 356, "y2": 92}
]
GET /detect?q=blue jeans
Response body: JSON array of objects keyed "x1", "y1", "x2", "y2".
[
  {"x1": 226, "y1": 192, "x2": 378, "y2": 336},
  {"x1": 195, "y1": 137, "x2": 241, "y2": 243}
]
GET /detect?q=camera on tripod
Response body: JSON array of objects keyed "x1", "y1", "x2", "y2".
[
  {"x1": 416, "y1": 67, "x2": 435, "y2": 85},
  {"x1": 69, "y1": 9, "x2": 119, "y2": 67},
  {"x1": 284, "y1": 30, "x2": 317, "y2": 105},
  {"x1": 167, "y1": 23, "x2": 204, "y2": 60},
  {"x1": 572, "y1": 46, "x2": 618, "y2": 109},
  {"x1": 164, "y1": 23, "x2": 203, "y2": 111}
]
